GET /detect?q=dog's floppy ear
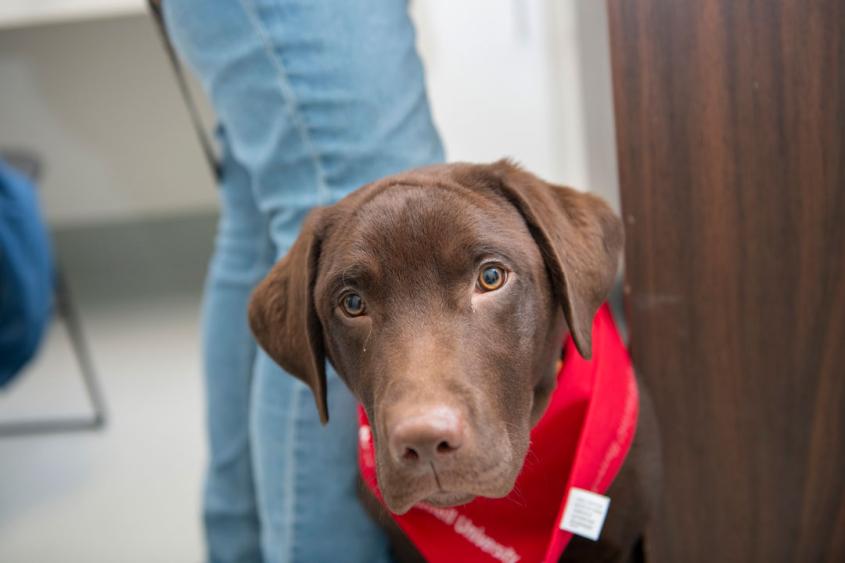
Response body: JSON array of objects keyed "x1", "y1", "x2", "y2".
[
  {"x1": 248, "y1": 210, "x2": 329, "y2": 424},
  {"x1": 469, "y1": 160, "x2": 623, "y2": 359}
]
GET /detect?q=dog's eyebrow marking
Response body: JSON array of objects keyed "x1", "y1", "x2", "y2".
[
  {"x1": 327, "y1": 263, "x2": 376, "y2": 297},
  {"x1": 342, "y1": 264, "x2": 371, "y2": 283}
]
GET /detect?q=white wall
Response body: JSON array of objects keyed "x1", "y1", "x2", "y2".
[
  {"x1": 412, "y1": 0, "x2": 619, "y2": 212},
  {"x1": 414, "y1": 1, "x2": 559, "y2": 178},
  {"x1": 0, "y1": 15, "x2": 217, "y2": 226},
  {"x1": 0, "y1": 1, "x2": 619, "y2": 226}
]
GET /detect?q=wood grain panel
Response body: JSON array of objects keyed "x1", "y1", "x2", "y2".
[{"x1": 607, "y1": 1, "x2": 845, "y2": 561}]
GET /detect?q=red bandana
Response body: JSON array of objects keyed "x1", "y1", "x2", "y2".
[{"x1": 357, "y1": 304, "x2": 638, "y2": 562}]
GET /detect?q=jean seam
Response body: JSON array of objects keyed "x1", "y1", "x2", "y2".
[
  {"x1": 276, "y1": 380, "x2": 302, "y2": 563},
  {"x1": 237, "y1": 0, "x2": 331, "y2": 208}
]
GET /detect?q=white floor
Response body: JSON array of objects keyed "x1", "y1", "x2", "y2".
[{"x1": 0, "y1": 296, "x2": 206, "y2": 562}]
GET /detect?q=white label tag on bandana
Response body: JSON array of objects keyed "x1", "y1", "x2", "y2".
[{"x1": 560, "y1": 488, "x2": 611, "y2": 541}]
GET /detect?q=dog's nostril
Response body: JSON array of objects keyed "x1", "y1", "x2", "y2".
[
  {"x1": 437, "y1": 440, "x2": 456, "y2": 454},
  {"x1": 388, "y1": 406, "x2": 465, "y2": 464}
]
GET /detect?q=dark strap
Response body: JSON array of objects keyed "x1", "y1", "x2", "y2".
[{"x1": 148, "y1": 0, "x2": 222, "y2": 181}]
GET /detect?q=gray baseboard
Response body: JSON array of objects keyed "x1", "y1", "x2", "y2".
[{"x1": 52, "y1": 212, "x2": 217, "y2": 307}]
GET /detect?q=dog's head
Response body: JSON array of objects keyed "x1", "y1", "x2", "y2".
[{"x1": 249, "y1": 161, "x2": 623, "y2": 514}]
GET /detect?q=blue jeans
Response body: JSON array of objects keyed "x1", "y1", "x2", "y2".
[{"x1": 163, "y1": 1, "x2": 444, "y2": 561}]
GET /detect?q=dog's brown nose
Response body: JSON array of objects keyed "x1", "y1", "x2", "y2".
[{"x1": 388, "y1": 406, "x2": 465, "y2": 465}]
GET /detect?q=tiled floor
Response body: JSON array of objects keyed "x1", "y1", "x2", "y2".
[{"x1": 0, "y1": 214, "x2": 215, "y2": 562}]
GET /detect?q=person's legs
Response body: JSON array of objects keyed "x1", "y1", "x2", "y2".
[
  {"x1": 241, "y1": 5, "x2": 443, "y2": 559},
  {"x1": 165, "y1": 0, "x2": 443, "y2": 561},
  {"x1": 198, "y1": 128, "x2": 274, "y2": 563}
]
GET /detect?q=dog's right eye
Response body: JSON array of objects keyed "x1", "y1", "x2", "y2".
[
  {"x1": 340, "y1": 293, "x2": 366, "y2": 317},
  {"x1": 478, "y1": 265, "x2": 506, "y2": 291}
]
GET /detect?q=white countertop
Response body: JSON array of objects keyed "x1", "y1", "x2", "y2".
[{"x1": 0, "y1": 0, "x2": 146, "y2": 30}]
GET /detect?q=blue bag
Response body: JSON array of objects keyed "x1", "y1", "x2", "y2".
[{"x1": 0, "y1": 159, "x2": 54, "y2": 386}]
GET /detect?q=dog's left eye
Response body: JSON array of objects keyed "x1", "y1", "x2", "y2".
[
  {"x1": 341, "y1": 293, "x2": 366, "y2": 317},
  {"x1": 478, "y1": 266, "x2": 506, "y2": 291}
]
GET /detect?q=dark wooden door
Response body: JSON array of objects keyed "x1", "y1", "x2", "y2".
[{"x1": 607, "y1": 1, "x2": 845, "y2": 561}]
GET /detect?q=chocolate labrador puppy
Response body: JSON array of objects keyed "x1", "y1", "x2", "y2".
[{"x1": 249, "y1": 161, "x2": 661, "y2": 562}]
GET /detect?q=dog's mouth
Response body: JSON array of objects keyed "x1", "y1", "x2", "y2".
[
  {"x1": 380, "y1": 460, "x2": 520, "y2": 514},
  {"x1": 372, "y1": 410, "x2": 532, "y2": 514},
  {"x1": 422, "y1": 490, "x2": 476, "y2": 507}
]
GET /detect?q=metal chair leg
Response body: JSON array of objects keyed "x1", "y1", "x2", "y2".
[{"x1": 0, "y1": 269, "x2": 107, "y2": 437}]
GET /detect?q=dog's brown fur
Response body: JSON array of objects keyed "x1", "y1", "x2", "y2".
[{"x1": 249, "y1": 161, "x2": 661, "y2": 562}]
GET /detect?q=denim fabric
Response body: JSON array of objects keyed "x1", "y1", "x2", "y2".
[{"x1": 163, "y1": 1, "x2": 444, "y2": 561}]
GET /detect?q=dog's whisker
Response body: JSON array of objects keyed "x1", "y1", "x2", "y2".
[
  {"x1": 505, "y1": 484, "x2": 528, "y2": 508},
  {"x1": 522, "y1": 447, "x2": 540, "y2": 468}
]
